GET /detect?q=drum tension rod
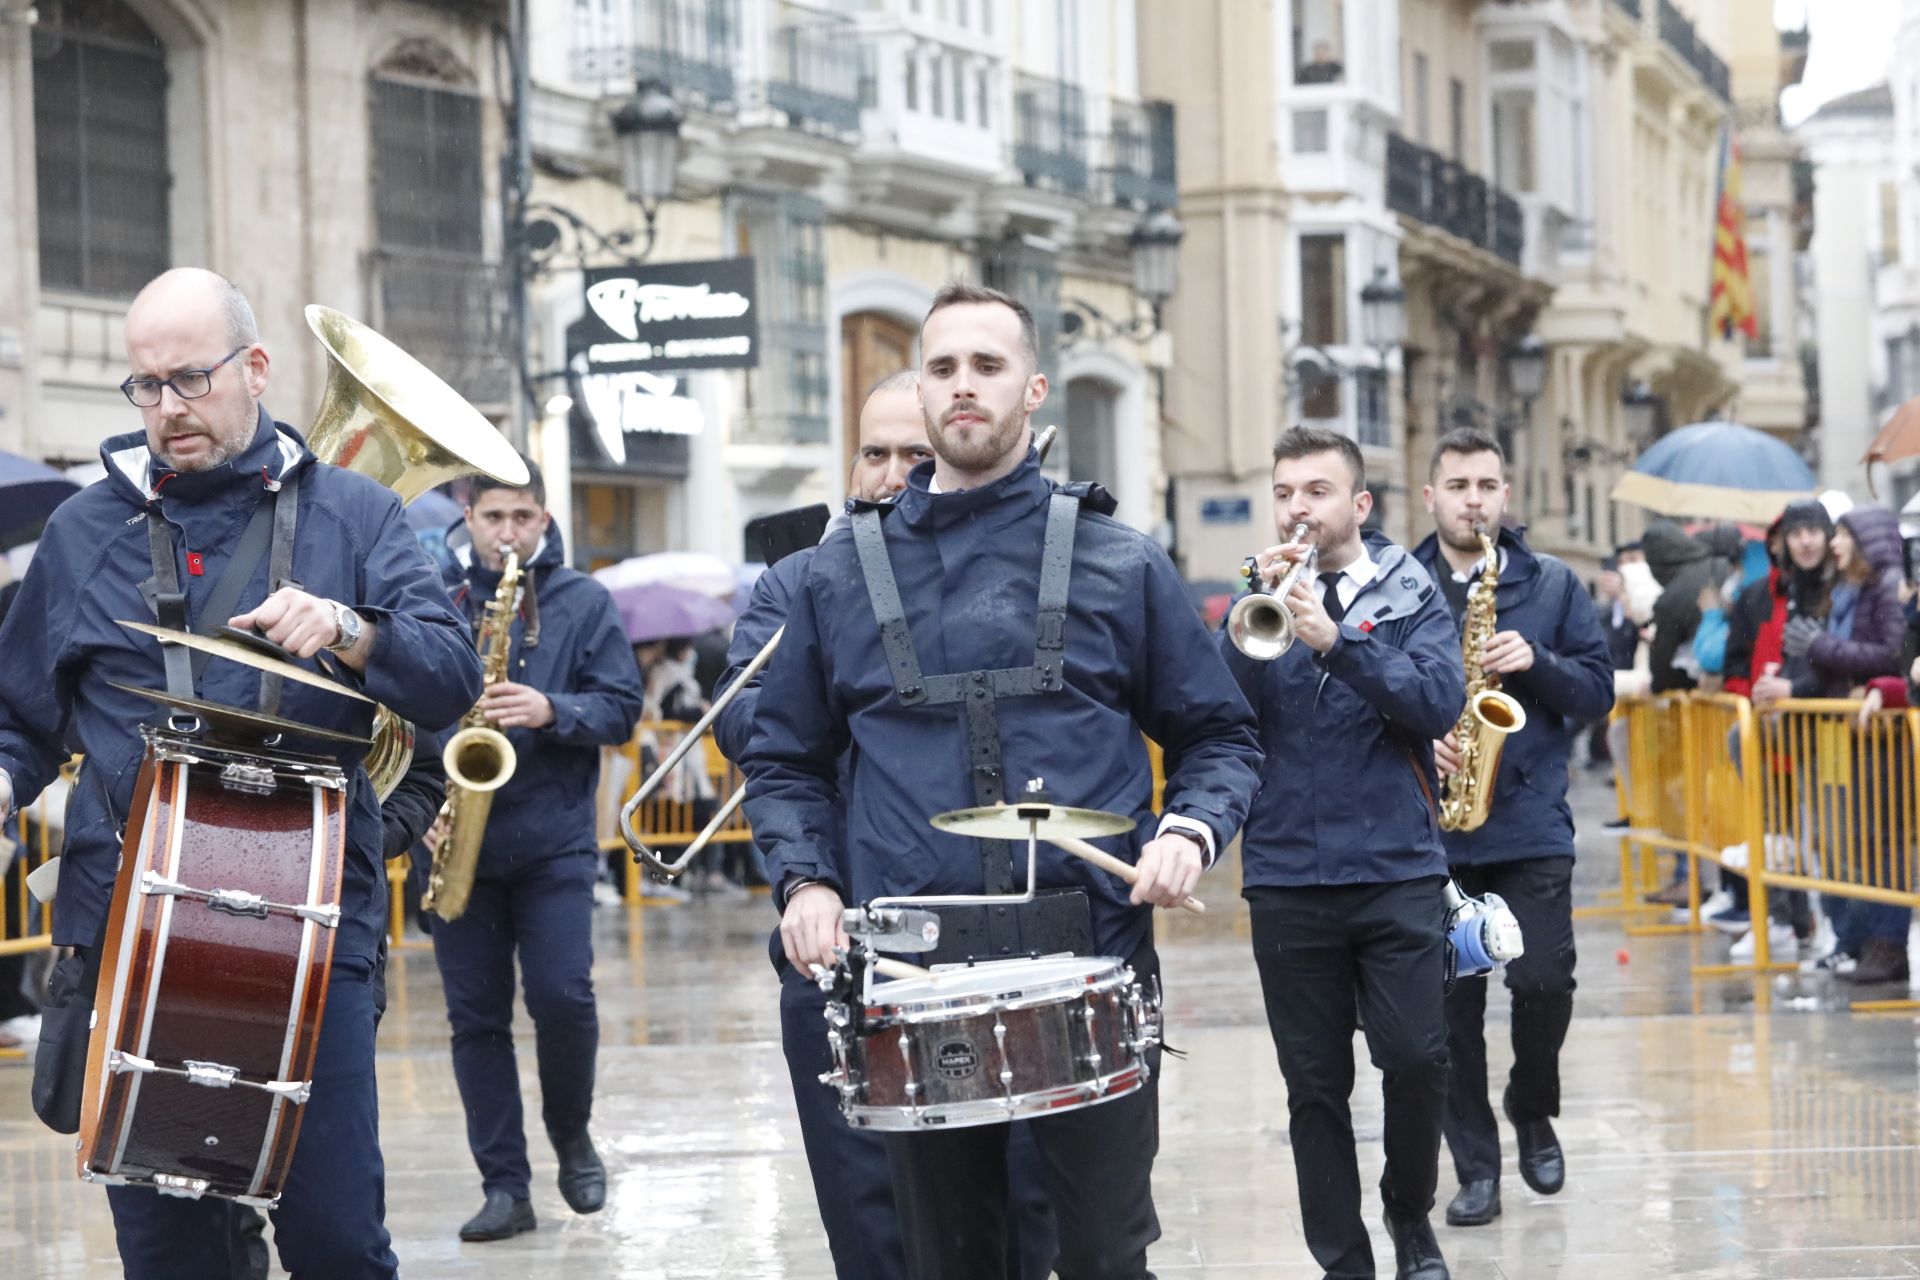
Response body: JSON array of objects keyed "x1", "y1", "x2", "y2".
[
  {"x1": 106, "y1": 1049, "x2": 314, "y2": 1104},
  {"x1": 81, "y1": 1166, "x2": 280, "y2": 1209},
  {"x1": 139, "y1": 870, "x2": 341, "y2": 928}
]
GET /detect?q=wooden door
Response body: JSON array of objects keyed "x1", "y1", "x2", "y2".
[{"x1": 841, "y1": 312, "x2": 918, "y2": 479}]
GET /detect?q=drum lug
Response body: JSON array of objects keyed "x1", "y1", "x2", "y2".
[
  {"x1": 183, "y1": 1060, "x2": 240, "y2": 1089},
  {"x1": 153, "y1": 1173, "x2": 212, "y2": 1201},
  {"x1": 207, "y1": 889, "x2": 272, "y2": 920},
  {"x1": 140, "y1": 870, "x2": 341, "y2": 929},
  {"x1": 262, "y1": 1079, "x2": 314, "y2": 1104},
  {"x1": 218, "y1": 762, "x2": 278, "y2": 795}
]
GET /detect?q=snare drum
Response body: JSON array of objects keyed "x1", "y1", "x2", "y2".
[
  {"x1": 822, "y1": 955, "x2": 1160, "y2": 1130},
  {"x1": 78, "y1": 729, "x2": 348, "y2": 1207}
]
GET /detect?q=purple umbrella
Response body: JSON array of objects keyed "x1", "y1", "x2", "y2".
[{"x1": 613, "y1": 581, "x2": 738, "y2": 643}]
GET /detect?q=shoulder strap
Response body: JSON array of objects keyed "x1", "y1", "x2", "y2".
[
  {"x1": 850, "y1": 508, "x2": 928, "y2": 705},
  {"x1": 144, "y1": 513, "x2": 195, "y2": 701},
  {"x1": 1032, "y1": 492, "x2": 1079, "y2": 691}
]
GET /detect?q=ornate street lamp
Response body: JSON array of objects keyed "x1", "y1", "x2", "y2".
[
  {"x1": 610, "y1": 79, "x2": 685, "y2": 252},
  {"x1": 1359, "y1": 266, "x2": 1407, "y2": 357},
  {"x1": 1128, "y1": 210, "x2": 1184, "y2": 329}
]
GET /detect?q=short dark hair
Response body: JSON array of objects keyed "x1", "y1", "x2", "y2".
[
  {"x1": 1271, "y1": 426, "x2": 1365, "y2": 492},
  {"x1": 866, "y1": 368, "x2": 919, "y2": 398},
  {"x1": 469, "y1": 455, "x2": 545, "y2": 508},
  {"x1": 1429, "y1": 427, "x2": 1505, "y2": 480},
  {"x1": 923, "y1": 283, "x2": 1039, "y2": 370}
]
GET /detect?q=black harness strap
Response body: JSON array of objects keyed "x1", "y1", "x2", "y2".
[
  {"x1": 144, "y1": 513, "x2": 195, "y2": 702},
  {"x1": 255, "y1": 467, "x2": 303, "y2": 716},
  {"x1": 850, "y1": 492, "x2": 1084, "y2": 897}
]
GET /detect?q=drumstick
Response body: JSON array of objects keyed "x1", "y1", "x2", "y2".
[
  {"x1": 873, "y1": 958, "x2": 932, "y2": 980},
  {"x1": 1047, "y1": 835, "x2": 1207, "y2": 915}
]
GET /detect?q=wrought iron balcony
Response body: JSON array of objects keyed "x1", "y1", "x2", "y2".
[
  {"x1": 367, "y1": 247, "x2": 513, "y2": 408},
  {"x1": 571, "y1": 0, "x2": 739, "y2": 109},
  {"x1": 1107, "y1": 98, "x2": 1177, "y2": 210},
  {"x1": 1657, "y1": 0, "x2": 1729, "y2": 101},
  {"x1": 769, "y1": 15, "x2": 861, "y2": 136},
  {"x1": 1385, "y1": 133, "x2": 1524, "y2": 268},
  {"x1": 1014, "y1": 73, "x2": 1088, "y2": 196}
]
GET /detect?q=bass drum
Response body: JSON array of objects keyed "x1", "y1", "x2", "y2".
[
  {"x1": 822, "y1": 954, "x2": 1160, "y2": 1131},
  {"x1": 78, "y1": 729, "x2": 347, "y2": 1206}
]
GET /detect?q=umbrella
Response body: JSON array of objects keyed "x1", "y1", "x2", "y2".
[
  {"x1": 593, "y1": 550, "x2": 736, "y2": 599},
  {"x1": 0, "y1": 450, "x2": 82, "y2": 548},
  {"x1": 1865, "y1": 395, "x2": 1920, "y2": 469},
  {"x1": 405, "y1": 490, "x2": 462, "y2": 534},
  {"x1": 1610, "y1": 421, "x2": 1816, "y2": 524},
  {"x1": 612, "y1": 581, "x2": 737, "y2": 644}
]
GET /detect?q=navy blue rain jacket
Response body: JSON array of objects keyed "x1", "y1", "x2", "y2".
[
  {"x1": 741, "y1": 454, "x2": 1261, "y2": 960},
  {"x1": 445, "y1": 525, "x2": 645, "y2": 872},
  {"x1": 1222, "y1": 530, "x2": 1465, "y2": 888},
  {"x1": 0, "y1": 409, "x2": 482, "y2": 964},
  {"x1": 1411, "y1": 526, "x2": 1616, "y2": 865}
]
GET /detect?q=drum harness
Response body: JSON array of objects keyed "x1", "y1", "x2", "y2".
[{"x1": 849, "y1": 489, "x2": 1096, "y2": 966}]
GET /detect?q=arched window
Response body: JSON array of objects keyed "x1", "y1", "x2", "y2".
[{"x1": 32, "y1": 0, "x2": 170, "y2": 296}]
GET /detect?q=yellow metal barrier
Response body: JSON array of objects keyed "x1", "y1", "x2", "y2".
[
  {"x1": 1, "y1": 764, "x2": 73, "y2": 960},
  {"x1": 599, "y1": 720, "x2": 754, "y2": 905}
]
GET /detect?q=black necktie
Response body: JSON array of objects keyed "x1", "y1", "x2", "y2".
[{"x1": 1318, "y1": 570, "x2": 1347, "y2": 624}]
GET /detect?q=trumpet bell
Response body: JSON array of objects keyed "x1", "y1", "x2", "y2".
[
  {"x1": 1227, "y1": 592, "x2": 1296, "y2": 661},
  {"x1": 304, "y1": 304, "x2": 528, "y2": 505}
]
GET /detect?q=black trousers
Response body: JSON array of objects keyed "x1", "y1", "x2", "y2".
[
  {"x1": 1248, "y1": 879, "x2": 1449, "y2": 1280},
  {"x1": 1443, "y1": 857, "x2": 1576, "y2": 1186},
  {"x1": 779, "y1": 956, "x2": 1058, "y2": 1280},
  {"x1": 885, "y1": 942, "x2": 1162, "y2": 1280}
]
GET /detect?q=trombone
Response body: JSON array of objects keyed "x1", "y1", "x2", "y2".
[
  {"x1": 1226, "y1": 523, "x2": 1318, "y2": 660},
  {"x1": 619, "y1": 425, "x2": 1060, "y2": 881}
]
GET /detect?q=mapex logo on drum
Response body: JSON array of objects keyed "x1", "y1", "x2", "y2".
[{"x1": 935, "y1": 1039, "x2": 980, "y2": 1080}]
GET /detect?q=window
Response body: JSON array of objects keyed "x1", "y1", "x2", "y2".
[
  {"x1": 371, "y1": 75, "x2": 485, "y2": 253},
  {"x1": 1882, "y1": 181, "x2": 1901, "y2": 263},
  {"x1": 1413, "y1": 54, "x2": 1431, "y2": 144},
  {"x1": 1300, "y1": 233, "x2": 1347, "y2": 346},
  {"x1": 732, "y1": 193, "x2": 830, "y2": 444},
  {"x1": 1492, "y1": 89, "x2": 1537, "y2": 194},
  {"x1": 930, "y1": 52, "x2": 945, "y2": 116},
  {"x1": 1356, "y1": 368, "x2": 1390, "y2": 447},
  {"x1": 1449, "y1": 78, "x2": 1465, "y2": 161},
  {"x1": 33, "y1": 0, "x2": 170, "y2": 296},
  {"x1": 1293, "y1": 109, "x2": 1330, "y2": 154},
  {"x1": 978, "y1": 68, "x2": 991, "y2": 128},
  {"x1": 1490, "y1": 39, "x2": 1535, "y2": 73},
  {"x1": 905, "y1": 52, "x2": 919, "y2": 111},
  {"x1": 1293, "y1": 0, "x2": 1346, "y2": 84}
]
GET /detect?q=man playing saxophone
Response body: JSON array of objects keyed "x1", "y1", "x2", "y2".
[
  {"x1": 424, "y1": 460, "x2": 645, "y2": 1242},
  {"x1": 1221, "y1": 426, "x2": 1464, "y2": 1280},
  {"x1": 1412, "y1": 429, "x2": 1614, "y2": 1228}
]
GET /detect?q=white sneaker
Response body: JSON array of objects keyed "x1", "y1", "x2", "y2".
[
  {"x1": 1699, "y1": 888, "x2": 1734, "y2": 918},
  {"x1": 1719, "y1": 843, "x2": 1749, "y2": 871},
  {"x1": 1730, "y1": 922, "x2": 1797, "y2": 961},
  {"x1": 591, "y1": 879, "x2": 624, "y2": 907},
  {"x1": 0, "y1": 1014, "x2": 41, "y2": 1061}
]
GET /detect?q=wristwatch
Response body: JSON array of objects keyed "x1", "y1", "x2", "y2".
[{"x1": 326, "y1": 601, "x2": 365, "y2": 654}]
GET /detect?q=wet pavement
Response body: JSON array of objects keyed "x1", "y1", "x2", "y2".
[{"x1": 6, "y1": 768, "x2": 1920, "y2": 1278}]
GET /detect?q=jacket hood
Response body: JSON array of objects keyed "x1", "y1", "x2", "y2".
[
  {"x1": 1838, "y1": 502, "x2": 1904, "y2": 578},
  {"x1": 1641, "y1": 520, "x2": 1708, "y2": 585},
  {"x1": 101, "y1": 405, "x2": 308, "y2": 505}
]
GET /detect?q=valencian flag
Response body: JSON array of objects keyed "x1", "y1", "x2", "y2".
[{"x1": 1709, "y1": 128, "x2": 1757, "y2": 340}]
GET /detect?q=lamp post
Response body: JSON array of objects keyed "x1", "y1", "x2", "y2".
[
  {"x1": 1621, "y1": 380, "x2": 1661, "y2": 448},
  {"x1": 1359, "y1": 266, "x2": 1407, "y2": 358},
  {"x1": 609, "y1": 80, "x2": 686, "y2": 260},
  {"x1": 1061, "y1": 209, "x2": 1186, "y2": 344}
]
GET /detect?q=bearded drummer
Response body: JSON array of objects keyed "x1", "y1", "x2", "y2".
[
  {"x1": 741, "y1": 284, "x2": 1260, "y2": 1280},
  {"x1": 0, "y1": 268, "x2": 482, "y2": 1278}
]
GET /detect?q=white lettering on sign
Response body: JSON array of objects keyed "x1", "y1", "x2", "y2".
[
  {"x1": 586, "y1": 336, "x2": 753, "y2": 365},
  {"x1": 572, "y1": 355, "x2": 705, "y2": 464},
  {"x1": 585, "y1": 279, "x2": 752, "y2": 341}
]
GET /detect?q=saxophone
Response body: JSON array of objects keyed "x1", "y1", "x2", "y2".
[
  {"x1": 1438, "y1": 528, "x2": 1527, "y2": 833},
  {"x1": 422, "y1": 549, "x2": 522, "y2": 921}
]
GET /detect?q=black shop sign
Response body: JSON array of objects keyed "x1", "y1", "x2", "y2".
[{"x1": 577, "y1": 257, "x2": 759, "y2": 373}]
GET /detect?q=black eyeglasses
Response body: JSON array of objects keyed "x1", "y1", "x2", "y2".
[{"x1": 121, "y1": 346, "x2": 249, "y2": 409}]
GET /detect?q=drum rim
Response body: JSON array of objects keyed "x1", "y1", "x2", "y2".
[
  {"x1": 841, "y1": 1062, "x2": 1152, "y2": 1131},
  {"x1": 869, "y1": 955, "x2": 1126, "y2": 1009}
]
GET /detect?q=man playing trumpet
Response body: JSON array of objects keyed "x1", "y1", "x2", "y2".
[{"x1": 1220, "y1": 426, "x2": 1464, "y2": 1280}]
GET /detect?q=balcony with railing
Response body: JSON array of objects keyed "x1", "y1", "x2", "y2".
[
  {"x1": 570, "y1": 0, "x2": 740, "y2": 108},
  {"x1": 1656, "y1": 0, "x2": 1729, "y2": 101},
  {"x1": 1386, "y1": 133, "x2": 1525, "y2": 268},
  {"x1": 853, "y1": 19, "x2": 1003, "y2": 178},
  {"x1": 1014, "y1": 73, "x2": 1088, "y2": 196},
  {"x1": 1105, "y1": 98, "x2": 1177, "y2": 210},
  {"x1": 769, "y1": 13, "x2": 862, "y2": 136}
]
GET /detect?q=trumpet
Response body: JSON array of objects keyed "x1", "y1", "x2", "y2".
[{"x1": 1227, "y1": 524, "x2": 1319, "y2": 660}]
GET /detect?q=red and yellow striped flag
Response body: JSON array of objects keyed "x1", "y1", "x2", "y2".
[{"x1": 1709, "y1": 130, "x2": 1757, "y2": 341}]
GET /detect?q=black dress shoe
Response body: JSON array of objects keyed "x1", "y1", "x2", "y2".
[
  {"x1": 1382, "y1": 1212, "x2": 1451, "y2": 1279},
  {"x1": 1504, "y1": 1089, "x2": 1566, "y2": 1195},
  {"x1": 554, "y1": 1131, "x2": 607, "y2": 1214},
  {"x1": 1839, "y1": 936, "x2": 1910, "y2": 986},
  {"x1": 459, "y1": 1190, "x2": 536, "y2": 1242},
  {"x1": 1444, "y1": 1178, "x2": 1501, "y2": 1227}
]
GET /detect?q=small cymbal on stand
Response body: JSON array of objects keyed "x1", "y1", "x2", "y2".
[{"x1": 929, "y1": 801, "x2": 1135, "y2": 841}]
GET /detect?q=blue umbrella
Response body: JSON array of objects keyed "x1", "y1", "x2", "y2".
[
  {"x1": 1610, "y1": 421, "x2": 1816, "y2": 523},
  {"x1": 0, "y1": 450, "x2": 82, "y2": 548},
  {"x1": 404, "y1": 489, "x2": 463, "y2": 533}
]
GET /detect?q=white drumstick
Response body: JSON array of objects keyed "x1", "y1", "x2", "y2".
[
  {"x1": 873, "y1": 958, "x2": 932, "y2": 980},
  {"x1": 1048, "y1": 835, "x2": 1208, "y2": 915}
]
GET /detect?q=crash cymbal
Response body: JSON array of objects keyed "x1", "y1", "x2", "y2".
[
  {"x1": 110, "y1": 683, "x2": 372, "y2": 747},
  {"x1": 117, "y1": 621, "x2": 372, "y2": 704},
  {"x1": 929, "y1": 801, "x2": 1135, "y2": 841}
]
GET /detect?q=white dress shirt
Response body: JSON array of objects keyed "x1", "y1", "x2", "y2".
[{"x1": 1313, "y1": 544, "x2": 1379, "y2": 613}]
